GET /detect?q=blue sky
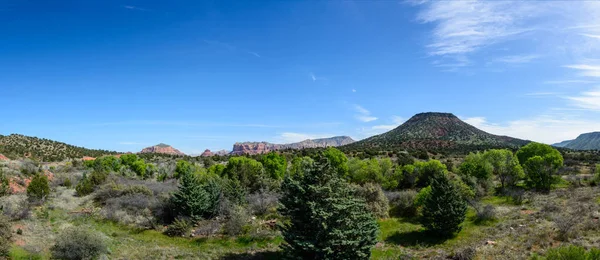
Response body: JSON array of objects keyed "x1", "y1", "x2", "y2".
[{"x1": 1, "y1": 1, "x2": 600, "y2": 154}]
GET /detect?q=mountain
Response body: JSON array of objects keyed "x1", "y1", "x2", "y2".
[
  {"x1": 231, "y1": 136, "x2": 355, "y2": 155},
  {"x1": 553, "y1": 132, "x2": 600, "y2": 150},
  {"x1": 0, "y1": 134, "x2": 117, "y2": 162},
  {"x1": 200, "y1": 149, "x2": 214, "y2": 157},
  {"x1": 552, "y1": 140, "x2": 573, "y2": 148},
  {"x1": 344, "y1": 112, "x2": 528, "y2": 152},
  {"x1": 139, "y1": 143, "x2": 185, "y2": 156}
]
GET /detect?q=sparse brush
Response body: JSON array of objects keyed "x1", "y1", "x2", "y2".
[{"x1": 164, "y1": 218, "x2": 190, "y2": 237}]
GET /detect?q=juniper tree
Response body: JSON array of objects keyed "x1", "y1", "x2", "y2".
[
  {"x1": 278, "y1": 156, "x2": 379, "y2": 260},
  {"x1": 420, "y1": 173, "x2": 467, "y2": 237},
  {"x1": 170, "y1": 172, "x2": 221, "y2": 221}
]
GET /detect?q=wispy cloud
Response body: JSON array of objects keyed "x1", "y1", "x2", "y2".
[
  {"x1": 567, "y1": 88, "x2": 600, "y2": 111},
  {"x1": 309, "y1": 72, "x2": 328, "y2": 83},
  {"x1": 543, "y1": 80, "x2": 595, "y2": 85},
  {"x1": 461, "y1": 114, "x2": 600, "y2": 144},
  {"x1": 353, "y1": 105, "x2": 377, "y2": 122},
  {"x1": 524, "y1": 92, "x2": 561, "y2": 97},
  {"x1": 123, "y1": 5, "x2": 149, "y2": 11},
  {"x1": 564, "y1": 64, "x2": 600, "y2": 77},
  {"x1": 203, "y1": 40, "x2": 260, "y2": 58},
  {"x1": 493, "y1": 55, "x2": 540, "y2": 64},
  {"x1": 358, "y1": 116, "x2": 405, "y2": 137},
  {"x1": 581, "y1": 33, "x2": 600, "y2": 39},
  {"x1": 352, "y1": 89, "x2": 357, "y2": 93}
]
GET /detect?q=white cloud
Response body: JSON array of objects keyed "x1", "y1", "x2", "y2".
[
  {"x1": 352, "y1": 89, "x2": 356, "y2": 92},
  {"x1": 353, "y1": 105, "x2": 378, "y2": 122},
  {"x1": 358, "y1": 116, "x2": 406, "y2": 138},
  {"x1": 543, "y1": 80, "x2": 595, "y2": 85},
  {"x1": 564, "y1": 64, "x2": 600, "y2": 77},
  {"x1": 461, "y1": 114, "x2": 600, "y2": 144},
  {"x1": 248, "y1": 51, "x2": 261, "y2": 58},
  {"x1": 581, "y1": 33, "x2": 600, "y2": 39},
  {"x1": 567, "y1": 88, "x2": 600, "y2": 111},
  {"x1": 276, "y1": 132, "x2": 334, "y2": 143},
  {"x1": 494, "y1": 55, "x2": 540, "y2": 64}
]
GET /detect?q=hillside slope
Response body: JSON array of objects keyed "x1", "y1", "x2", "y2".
[
  {"x1": 0, "y1": 134, "x2": 117, "y2": 161},
  {"x1": 344, "y1": 112, "x2": 528, "y2": 152},
  {"x1": 556, "y1": 132, "x2": 600, "y2": 150}
]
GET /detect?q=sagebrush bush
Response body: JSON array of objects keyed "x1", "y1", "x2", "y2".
[
  {"x1": 224, "y1": 205, "x2": 250, "y2": 236},
  {"x1": 386, "y1": 190, "x2": 418, "y2": 217},
  {"x1": 354, "y1": 183, "x2": 389, "y2": 219},
  {"x1": 247, "y1": 189, "x2": 279, "y2": 216},
  {"x1": 51, "y1": 227, "x2": 107, "y2": 260},
  {"x1": 475, "y1": 204, "x2": 496, "y2": 222},
  {"x1": 554, "y1": 214, "x2": 579, "y2": 241},
  {"x1": 0, "y1": 194, "x2": 31, "y2": 220}
]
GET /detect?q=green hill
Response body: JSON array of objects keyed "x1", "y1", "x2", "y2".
[
  {"x1": 554, "y1": 132, "x2": 600, "y2": 150},
  {"x1": 343, "y1": 112, "x2": 528, "y2": 153},
  {"x1": 0, "y1": 134, "x2": 118, "y2": 162}
]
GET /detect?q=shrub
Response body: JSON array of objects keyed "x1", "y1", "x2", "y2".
[
  {"x1": 27, "y1": 174, "x2": 50, "y2": 202},
  {"x1": 474, "y1": 204, "x2": 496, "y2": 222},
  {"x1": 354, "y1": 183, "x2": 389, "y2": 219},
  {"x1": 554, "y1": 214, "x2": 579, "y2": 241},
  {"x1": 51, "y1": 227, "x2": 107, "y2": 260},
  {"x1": 0, "y1": 170, "x2": 9, "y2": 197},
  {"x1": 538, "y1": 245, "x2": 600, "y2": 260},
  {"x1": 0, "y1": 194, "x2": 31, "y2": 220},
  {"x1": 516, "y1": 143, "x2": 563, "y2": 192},
  {"x1": 420, "y1": 173, "x2": 467, "y2": 236},
  {"x1": 63, "y1": 178, "x2": 72, "y2": 188},
  {"x1": 0, "y1": 215, "x2": 12, "y2": 256},
  {"x1": 224, "y1": 205, "x2": 250, "y2": 236},
  {"x1": 76, "y1": 174, "x2": 95, "y2": 196},
  {"x1": 247, "y1": 189, "x2": 279, "y2": 216},
  {"x1": 387, "y1": 190, "x2": 418, "y2": 217},
  {"x1": 278, "y1": 156, "x2": 378, "y2": 259},
  {"x1": 164, "y1": 218, "x2": 190, "y2": 237}
]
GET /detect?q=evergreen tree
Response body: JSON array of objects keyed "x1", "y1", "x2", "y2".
[
  {"x1": 170, "y1": 172, "x2": 221, "y2": 220},
  {"x1": 278, "y1": 156, "x2": 379, "y2": 260},
  {"x1": 420, "y1": 173, "x2": 467, "y2": 237},
  {"x1": 27, "y1": 173, "x2": 50, "y2": 201}
]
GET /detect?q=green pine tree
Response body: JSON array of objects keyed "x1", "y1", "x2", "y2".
[
  {"x1": 27, "y1": 173, "x2": 50, "y2": 201},
  {"x1": 278, "y1": 156, "x2": 379, "y2": 260},
  {"x1": 420, "y1": 173, "x2": 467, "y2": 237},
  {"x1": 170, "y1": 172, "x2": 221, "y2": 221}
]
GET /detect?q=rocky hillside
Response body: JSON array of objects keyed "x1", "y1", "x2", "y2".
[
  {"x1": 553, "y1": 132, "x2": 600, "y2": 150},
  {"x1": 344, "y1": 112, "x2": 528, "y2": 152},
  {"x1": 0, "y1": 134, "x2": 117, "y2": 162},
  {"x1": 232, "y1": 136, "x2": 355, "y2": 155},
  {"x1": 139, "y1": 143, "x2": 185, "y2": 156}
]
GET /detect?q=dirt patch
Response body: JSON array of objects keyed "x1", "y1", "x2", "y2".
[{"x1": 0, "y1": 154, "x2": 8, "y2": 161}]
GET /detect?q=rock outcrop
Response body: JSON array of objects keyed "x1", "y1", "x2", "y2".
[
  {"x1": 200, "y1": 149, "x2": 214, "y2": 157},
  {"x1": 139, "y1": 143, "x2": 185, "y2": 156},
  {"x1": 231, "y1": 136, "x2": 355, "y2": 155}
]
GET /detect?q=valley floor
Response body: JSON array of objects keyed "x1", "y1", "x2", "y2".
[{"x1": 6, "y1": 185, "x2": 600, "y2": 259}]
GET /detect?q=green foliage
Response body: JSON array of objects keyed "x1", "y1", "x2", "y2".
[
  {"x1": 63, "y1": 177, "x2": 72, "y2": 188},
  {"x1": 289, "y1": 156, "x2": 314, "y2": 178},
  {"x1": 459, "y1": 152, "x2": 493, "y2": 180},
  {"x1": 119, "y1": 154, "x2": 139, "y2": 167},
  {"x1": 75, "y1": 173, "x2": 95, "y2": 196},
  {"x1": 388, "y1": 190, "x2": 418, "y2": 217},
  {"x1": 93, "y1": 156, "x2": 121, "y2": 173},
  {"x1": 207, "y1": 164, "x2": 225, "y2": 176},
  {"x1": 414, "y1": 160, "x2": 447, "y2": 188},
  {"x1": 483, "y1": 149, "x2": 524, "y2": 189},
  {"x1": 0, "y1": 215, "x2": 12, "y2": 256},
  {"x1": 420, "y1": 173, "x2": 467, "y2": 236},
  {"x1": 534, "y1": 245, "x2": 600, "y2": 260},
  {"x1": 0, "y1": 169, "x2": 9, "y2": 197},
  {"x1": 0, "y1": 134, "x2": 117, "y2": 162},
  {"x1": 171, "y1": 172, "x2": 222, "y2": 221},
  {"x1": 399, "y1": 164, "x2": 419, "y2": 189},
  {"x1": 131, "y1": 159, "x2": 147, "y2": 178},
  {"x1": 164, "y1": 218, "x2": 191, "y2": 237},
  {"x1": 223, "y1": 157, "x2": 265, "y2": 193},
  {"x1": 174, "y1": 160, "x2": 195, "y2": 179},
  {"x1": 414, "y1": 186, "x2": 431, "y2": 208},
  {"x1": 517, "y1": 143, "x2": 563, "y2": 192},
  {"x1": 51, "y1": 227, "x2": 108, "y2": 260},
  {"x1": 348, "y1": 158, "x2": 385, "y2": 184},
  {"x1": 322, "y1": 147, "x2": 349, "y2": 178},
  {"x1": 261, "y1": 152, "x2": 287, "y2": 180},
  {"x1": 278, "y1": 156, "x2": 378, "y2": 259},
  {"x1": 354, "y1": 183, "x2": 389, "y2": 219},
  {"x1": 27, "y1": 174, "x2": 50, "y2": 201}
]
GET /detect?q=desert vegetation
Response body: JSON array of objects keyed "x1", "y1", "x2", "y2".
[{"x1": 0, "y1": 143, "x2": 599, "y2": 259}]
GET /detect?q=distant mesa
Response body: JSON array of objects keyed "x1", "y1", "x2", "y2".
[
  {"x1": 200, "y1": 149, "x2": 214, "y2": 157},
  {"x1": 553, "y1": 132, "x2": 600, "y2": 150},
  {"x1": 139, "y1": 143, "x2": 185, "y2": 156},
  {"x1": 231, "y1": 136, "x2": 355, "y2": 155},
  {"x1": 214, "y1": 150, "x2": 230, "y2": 156},
  {"x1": 82, "y1": 156, "x2": 96, "y2": 161},
  {"x1": 344, "y1": 112, "x2": 528, "y2": 151}
]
